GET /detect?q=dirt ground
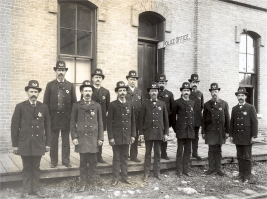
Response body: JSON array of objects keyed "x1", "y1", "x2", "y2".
[{"x1": 0, "y1": 161, "x2": 266, "y2": 199}]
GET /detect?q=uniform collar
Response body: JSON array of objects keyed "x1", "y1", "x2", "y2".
[
  {"x1": 29, "y1": 100, "x2": 36, "y2": 106},
  {"x1": 118, "y1": 98, "x2": 126, "y2": 103},
  {"x1": 128, "y1": 85, "x2": 135, "y2": 91},
  {"x1": 57, "y1": 79, "x2": 65, "y2": 83}
]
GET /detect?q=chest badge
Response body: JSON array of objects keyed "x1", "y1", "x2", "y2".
[
  {"x1": 191, "y1": 107, "x2": 193, "y2": 111},
  {"x1": 165, "y1": 94, "x2": 168, "y2": 98},
  {"x1": 243, "y1": 111, "x2": 247, "y2": 115},
  {"x1": 138, "y1": 96, "x2": 141, "y2": 99},
  {"x1": 102, "y1": 96, "x2": 105, "y2": 100},
  {"x1": 158, "y1": 107, "x2": 161, "y2": 110},
  {"x1": 66, "y1": 90, "x2": 69, "y2": 94},
  {"x1": 90, "y1": 110, "x2": 95, "y2": 116},
  {"x1": 219, "y1": 108, "x2": 222, "y2": 111},
  {"x1": 38, "y1": 112, "x2": 42, "y2": 117}
]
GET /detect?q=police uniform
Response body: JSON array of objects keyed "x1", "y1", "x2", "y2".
[
  {"x1": 70, "y1": 81, "x2": 104, "y2": 186},
  {"x1": 202, "y1": 83, "x2": 230, "y2": 175},
  {"x1": 107, "y1": 81, "x2": 136, "y2": 184},
  {"x1": 11, "y1": 80, "x2": 51, "y2": 196},
  {"x1": 230, "y1": 87, "x2": 258, "y2": 181},
  {"x1": 43, "y1": 61, "x2": 77, "y2": 167},
  {"x1": 170, "y1": 82, "x2": 195, "y2": 176},
  {"x1": 91, "y1": 68, "x2": 110, "y2": 163},
  {"x1": 139, "y1": 83, "x2": 169, "y2": 179},
  {"x1": 125, "y1": 70, "x2": 142, "y2": 161}
]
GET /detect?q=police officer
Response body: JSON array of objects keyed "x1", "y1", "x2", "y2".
[
  {"x1": 202, "y1": 83, "x2": 230, "y2": 176},
  {"x1": 70, "y1": 80, "x2": 104, "y2": 192},
  {"x1": 170, "y1": 82, "x2": 195, "y2": 177},
  {"x1": 156, "y1": 74, "x2": 174, "y2": 160},
  {"x1": 188, "y1": 74, "x2": 204, "y2": 160},
  {"x1": 43, "y1": 61, "x2": 77, "y2": 168},
  {"x1": 229, "y1": 87, "x2": 258, "y2": 183},
  {"x1": 139, "y1": 82, "x2": 169, "y2": 182},
  {"x1": 11, "y1": 80, "x2": 51, "y2": 198},
  {"x1": 107, "y1": 81, "x2": 136, "y2": 186},
  {"x1": 126, "y1": 70, "x2": 142, "y2": 162},
  {"x1": 91, "y1": 68, "x2": 110, "y2": 164}
]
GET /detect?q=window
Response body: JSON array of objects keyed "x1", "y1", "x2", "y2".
[
  {"x1": 239, "y1": 33, "x2": 257, "y2": 108},
  {"x1": 58, "y1": 2, "x2": 96, "y2": 97}
]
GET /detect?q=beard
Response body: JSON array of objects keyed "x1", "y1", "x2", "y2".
[
  {"x1": 159, "y1": 86, "x2": 164, "y2": 91},
  {"x1": 151, "y1": 94, "x2": 157, "y2": 102}
]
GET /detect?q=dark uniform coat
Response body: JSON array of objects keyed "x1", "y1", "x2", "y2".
[
  {"x1": 11, "y1": 101, "x2": 51, "y2": 156},
  {"x1": 139, "y1": 99, "x2": 169, "y2": 140},
  {"x1": 229, "y1": 103, "x2": 258, "y2": 145},
  {"x1": 91, "y1": 86, "x2": 110, "y2": 131},
  {"x1": 126, "y1": 86, "x2": 142, "y2": 121},
  {"x1": 107, "y1": 100, "x2": 136, "y2": 145},
  {"x1": 43, "y1": 79, "x2": 77, "y2": 130},
  {"x1": 189, "y1": 90, "x2": 204, "y2": 127},
  {"x1": 70, "y1": 100, "x2": 104, "y2": 153},
  {"x1": 170, "y1": 98, "x2": 195, "y2": 139},
  {"x1": 202, "y1": 99, "x2": 230, "y2": 145}
]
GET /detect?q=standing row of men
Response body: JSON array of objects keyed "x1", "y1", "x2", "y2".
[{"x1": 11, "y1": 61, "x2": 258, "y2": 197}]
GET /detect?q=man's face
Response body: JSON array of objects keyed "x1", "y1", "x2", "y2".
[
  {"x1": 55, "y1": 69, "x2": 66, "y2": 81},
  {"x1": 149, "y1": 89, "x2": 158, "y2": 101},
  {"x1": 190, "y1": 81, "x2": 199, "y2": 89},
  {"x1": 181, "y1": 89, "x2": 191, "y2": 98},
  {"x1": 211, "y1": 90, "x2": 220, "y2": 100},
  {"x1": 237, "y1": 94, "x2": 247, "y2": 104},
  {"x1": 27, "y1": 88, "x2": 39, "y2": 102},
  {"x1": 82, "y1": 87, "x2": 93, "y2": 100},
  {"x1": 117, "y1": 88, "x2": 127, "y2": 100},
  {"x1": 127, "y1": 77, "x2": 137, "y2": 87},
  {"x1": 92, "y1": 75, "x2": 103, "y2": 86},
  {"x1": 158, "y1": 81, "x2": 167, "y2": 91}
]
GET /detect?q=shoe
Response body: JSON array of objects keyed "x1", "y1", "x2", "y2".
[
  {"x1": 154, "y1": 175, "x2": 161, "y2": 180},
  {"x1": 142, "y1": 175, "x2": 149, "y2": 182},
  {"x1": 78, "y1": 185, "x2": 86, "y2": 192},
  {"x1": 34, "y1": 191, "x2": 47, "y2": 198},
  {"x1": 217, "y1": 171, "x2": 225, "y2": 176},
  {"x1": 161, "y1": 156, "x2": 170, "y2": 160},
  {"x1": 97, "y1": 158, "x2": 107, "y2": 164},
  {"x1": 63, "y1": 163, "x2": 72, "y2": 168},
  {"x1": 131, "y1": 158, "x2": 141, "y2": 162},
  {"x1": 111, "y1": 180, "x2": 119, "y2": 186},
  {"x1": 176, "y1": 173, "x2": 182, "y2": 178},
  {"x1": 204, "y1": 170, "x2": 215, "y2": 175},
  {"x1": 183, "y1": 173, "x2": 193, "y2": 177},
  {"x1": 20, "y1": 193, "x2": 29, "y2": 198},
  {"x1": 243, "y1": 179, "x2": 249, "y2": 184},
  {"x1": 50, "y1": 164, "x2": 57, "y2": 168},
  {"x1": 192, "y1": 154, "x2": 202, "y2": 160},
  {"x1": 121, "y1": 179, "x2": 132, "y2": 185}
]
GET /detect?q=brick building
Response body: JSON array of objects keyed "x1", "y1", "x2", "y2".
[{"x1": 0, "y1": 0, "x2": 266, "y2": 151}]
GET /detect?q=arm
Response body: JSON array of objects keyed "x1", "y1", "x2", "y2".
[
  {"x1": 170, "y1": 101, "x2": 177, "y2": 132},
  {"x1": 131, "y1": 105, "x2": 136, "y2": 138},
  {"x1": 201, "y1": 93, "x2": 204, "y2": 111},
  {"x1": 44, "y1": 105, "x2": 52, "y2": 147},
  {"x1": 70, "y1": 103, "x2": 78, "y2": 140},
  {"x1": 97, "y1": 105, "x2": 104, "y2": 141},
  {"x1": 163, "y1": 103, "x2": 169, "y2": 136},
  {"x1": 169, "y1": 93, "x2": 175, "y2": 127},
  {"x1": 106, "y1": 90, "x2": 110, "y2": 113},
  {"x1": 71, "y1": 83, "x2": 77, "y2": 105},
  {"x1": 229, "y1": 109, "x2": 234, "y2": 137},
  {"x1": 224, "y1": 102, "x2": 230, "y2": 134},
  {"x1": 11, "y1": 104, "x2": 21, "y2": 148},
  {"x1": 43, "y1": 83, "x2": 50, "y2": 106},
  {"x1": 138, "y1": 104, "x2": 145, "y2": 136},
  {"x1": 107, "y1": 103, "x2": 114, "y2": 140},
  {"x1": 202, "y1": 104, "x2": 207, "y2": 135},
  {"x1": 250, "y1": 106, "x2": 258, "y2": 138}
]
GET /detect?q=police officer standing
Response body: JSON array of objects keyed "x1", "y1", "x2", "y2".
[
  {"x1": 170, "y1": 82, "x2": 195, "y2": 177},
  {"x1": 70, "y1": 80, "x2": 104, "y2": 192},
  {"x1": 43, "y1": 61, "x2": 77, "y2": 168},
  {"x1": 107, "y1": 81, "x2": 136, "y2": 186},
  {"x1": 202, "y1": 83, "x2": 230, "y2": 176},
  {"x1": 156, "y1": 74, "x2": 174, "y2": 160},
  {"x1": 188, "y1": 74, "x2": 204, "y2": 160},
  {"x1": 126, "y1": 70, "x2": 142, "y2": 162},
  {"x1": 91, "y1": 68, "x2": 110, "y2": 164},
  {"x1": 11, "y1": 80, "x2": 51, "y2": 198},
  {"x1": 139, "y1": 82, "x2": 169, "y2": 182},
  {"x1": 229, "y1": 87, "x2": 258, "y2": 183}
]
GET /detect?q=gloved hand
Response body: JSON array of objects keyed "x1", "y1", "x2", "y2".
[
  {"x1": 109, "y1": 139, "x2": 115, "y2": 146},
  {"x1": 139, "y1": 135, "x2": 144, "y2": 142},
  {"x1": 130, "y1": 137, "x2": 135, "y2": 145},
  {"x1": 13, "y1": 147, "x2": 18, "y2": 155},
  {"x1": 98, "y1": 140, "x2": 103, "y2": 146},
  {"x1": 72, "y1": 138, "x2": 79, "y2": 145},
  {"x1": 45, "y1": 146, "x2": 50, "y2": 152},
  {"x1": 163, "y1": 135, "x2": 168, "y2": 142}
]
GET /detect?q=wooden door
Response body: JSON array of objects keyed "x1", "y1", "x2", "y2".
[{"x1": 138, "y1": 41, "x2": 157, "y2": 99}]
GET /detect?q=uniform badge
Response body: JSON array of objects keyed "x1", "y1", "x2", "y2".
[
  {"x1": 198, "y1": 97, "x2": 201, "y2": 100},
  {"x1": 102, "y1": 96, "x2": 105, "y2": 99},
  {"x1": 165, "y1": 94, "x2": 168, "y2": 98},
  {"x1": 219, "y1": 108, "x2": 222, "y2": 111},
  {"x1": 66, "y1": 90, "x2": 69, "y2": 93},
  {"x1": 90, "y1": 110, "x2": 95, "y2": 116},
  {"x1": 158, "y1": 107, "x2": 161, "y2": 110},
  {"x1": 126, "y1": 109, "x2": 130, "y2": 114},
  {"x1": 138, "y1": 96, "x2": 141, "y2": 99},
  {"x1": 191, "y1": 107, "x2": 193, "y2": 111},
  {"x1": 38, "y1": 112, "x2": 42, "y2": 117},
  {"x1": 243, "y1": 111, "x2": 247, "y2": 115}
]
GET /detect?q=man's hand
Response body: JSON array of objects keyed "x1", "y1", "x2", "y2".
[
  {"x1": 45, "y1": 146, "x2": 50, "y2": 152},
  {"x1": 229, "y1": 137, "x2": 233, "y2": 143},
  {"x1": 98, "y1": 140, "x2": 103, "y2": 146},
  {"x1": 139, "y1": 135, "x2": 144, "y2": 142},
  {"x1": 109, "y1": 139, "x2": 115, "y2": 146},
  {"x1": 130, "y1": 137, "x2": 135, "y2": 145},
  {"x1": 251, "y1": 137, "x2": 257, "y2": 144},
  {"x1": 13, "y1": 147, "x2": 18, "y2": 155},
  {"x1": 202, "y1": 134, "x2": 206, "y2": 139},
  {"x1": 163, "y1": 135, "x2": 168, "y2": 142},
  {"x1": 225, "y1": 133, "x2": 229, "y2": 139},
  {"x1": 72, "y1": 138, "x2": 79, "y2": 145}
]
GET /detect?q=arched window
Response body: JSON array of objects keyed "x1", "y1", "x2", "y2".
[
  {"x1": 239, "y1": 33, "x2": 258, "y2": 109},
  {"x1": 58, "y1": 1, "x2": 96, "y2": 97}
]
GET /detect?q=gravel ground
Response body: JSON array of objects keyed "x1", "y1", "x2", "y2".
[{"x1": 1, "y1": 161, "x2": 267, "y2": 199}]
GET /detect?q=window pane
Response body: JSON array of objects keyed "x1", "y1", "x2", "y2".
[
  {"x1": 239, "y1": 34, "x2": 246, "y2": 53},
  {"x1": 77, "y1": 5, "x2": 92, "y2": 31},
  {"x1": 77, "y1": 31, "x2": 91, "y2": 57},
  {"x1": 75, "y1": 84, "x2": 82, "y2": 101},
  {"x1": 247, "y1": 35, "x2": 254, "y2": 54},
  {"x1": 239, "y1": 73, "x2": 245, "y2": 84},
  {"x1": 60, "y1": 3, "x2": 75, "y2": 29},
  {"x1": 62, "y1": 57, "x2": 75, "y2": 83},
  {"x1": 75, "y1": 59, "x2": 91, "y2": 84},
  {"x1": 245, "y1": 74, "x2": 252, "y2": 85},
  {"x1": 239, "y1": 53, "x2": 246, "y2": 72},
  {"x1": 60, "y1": 28, "x2": 75, "y2": 55},
  {"x1": 247, "y1": 54, "x2": 255, "y2": 73},
  {"x1": 138, "y1": 18, "x2": 157, "y2": 38}
]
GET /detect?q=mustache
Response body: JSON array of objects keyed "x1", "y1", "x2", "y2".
[
  {"x1": 30, "y1": 95, "x2": 37, "y2": 99},
  {"x1": 120, "y1": 94, "x2": 125, "y2": 96},
  {"x1": 184, "y1": 93, "x2": 189, "y2": 95},
  {"x1": 85, "y1": 94, "x2": 91, "y2": 97}
]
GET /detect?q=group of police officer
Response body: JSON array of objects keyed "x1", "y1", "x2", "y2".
[{"x1": 11, "y1": 61, "x2": 258, "y2": 197}]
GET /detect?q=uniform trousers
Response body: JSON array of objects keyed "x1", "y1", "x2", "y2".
[
  {"x1": 192, "y1": 127, "x2": 200, "y2": 156},
  {"x1": 161, "y1": 140, "x2": 168, "y2": 158},
  {"x1": 236, "y1": 145, "x2": 252, "y2": 180},
  {"x1": 176, "y1": 138, "x2": 192, "y2": 174},
  {"x1": 144, "y1": 140, "x2": 161, "y2": 176},
  {"x1": 21, "y1": 156, "x2": 42, "y2": 194},
  {"x1": 79, "y1": 153, "x2": 97, "y2": 185},
  {"x1": 50, "y1": 129, "x2": 70, "y2": 165},
  {"x1": 208, "y1": 144, "x2": 222, "y2": 172},
  {"x1": 97, "y1": 144, "x2": 103, "y2": 161},
  {"x1": 112, "y1": 144, "x2": 129, "y2": 181}
]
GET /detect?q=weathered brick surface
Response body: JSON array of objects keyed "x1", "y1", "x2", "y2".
[{"x1": 0, "y1": 0, "x2": 266, "y2": 151}]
